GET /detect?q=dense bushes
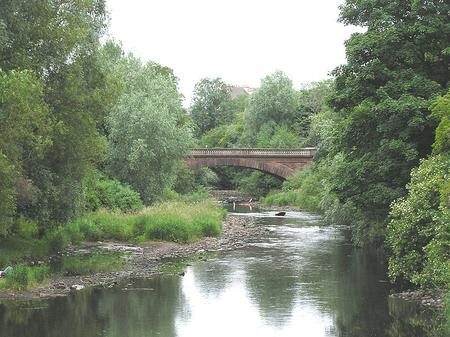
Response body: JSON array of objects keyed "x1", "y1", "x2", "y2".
[
  {"x1": 83, "y1": 171, "x2": 143, "y2": 212},
  {"x1": 263, "y1": 165, "x2": 324, "y2": 211},
  {"x1": 387, "y1": 156, "x2": 449, "y2": 289},
  {"x1": 387, "y1": 91, "x2": 450, "y2": 290}
]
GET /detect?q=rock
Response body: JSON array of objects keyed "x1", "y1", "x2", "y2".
[
  {"x1": 275, "y1": 211, "x2": 286, "y2": 216},
  {"x1": 70, "y1": 284, "x2": 85, "y2": 291},
  {"x1": 55, "y1": 282, "x2": 66, "y2": 289}
]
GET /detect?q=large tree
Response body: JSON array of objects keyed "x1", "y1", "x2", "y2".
[
  {"x1": 107, "y1": 57, "x2": 193, "y2": 203},
  {"x1": 0, "y1": 0, "x2": 114, "y2": 225},
  {"x1": 0, "y1": 70, "x2": 51, "y2": 234},
  {"x1": 243, "y1": 71, "x2": 299, "y2": 144},
  {"x1": 387, "y1": 91, "x2": 450, "y2": 289},
  {"x1": 190, "y1": 78, "x2": 233, "y2": 137},
  {"x1": 327, "y1": 0, "x2": 450, "y2": 244}
]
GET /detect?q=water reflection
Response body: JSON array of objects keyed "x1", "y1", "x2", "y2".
[
  {"x1": 0, "y1": 276, "x2": 184, "y2": 337},
  {"x1": 0, "y1": 211, "x2": 445, "y2": 337}
]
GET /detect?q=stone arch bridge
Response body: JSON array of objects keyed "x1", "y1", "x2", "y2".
[{"x1": 184, "y1": 148, "x2": 316, "y2": 179}]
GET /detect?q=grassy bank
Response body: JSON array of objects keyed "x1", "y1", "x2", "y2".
[
  {"x1": 0, "y1": 199, "x2": 225, "y2": 290},
  {"x1": 65, "y1": 199, "x2": 225, "y2": 243}
]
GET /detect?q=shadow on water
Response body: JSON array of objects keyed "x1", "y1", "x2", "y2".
[{"x1": 0, "y1": 210, "x2": 446, "y2": 337}]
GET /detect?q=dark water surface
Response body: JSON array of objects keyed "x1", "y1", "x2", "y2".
[{"x1": 0, "y1": 210, "x2": 444, "y2": 337}]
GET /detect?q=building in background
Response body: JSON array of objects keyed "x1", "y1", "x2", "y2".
[{"x1": 227, "y1": 85, "x2": 256, "y2": 98}]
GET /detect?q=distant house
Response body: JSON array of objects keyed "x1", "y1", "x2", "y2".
[{"x1": 227, "y1": 85, "x2": 256, "y2": 98}]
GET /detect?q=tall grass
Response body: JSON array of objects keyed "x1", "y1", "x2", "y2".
[
  {"x1": 0, "y1": 200, "x2": 225, "y2": 290},
  {"x1": 0, "y1": 264, "x2": 49, "y2": 290},
  {"x1": 65, "y1": 200, "x2": 225, "y2": 244}
]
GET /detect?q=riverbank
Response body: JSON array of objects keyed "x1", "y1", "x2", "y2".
[
  {"x1": 0, "y1": 214, "x2": 261, "y2": 301},
  {"x1": 390, "y1": 290, "x2": 446, "y2": 309}
]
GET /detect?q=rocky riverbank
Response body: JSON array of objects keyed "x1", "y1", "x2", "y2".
[
  {"x1": 0, "y1": 214, "x2": 261, "y2": 301},
  {"x1": 390, "y1": 290, "x2": 446, "y2": 309}
]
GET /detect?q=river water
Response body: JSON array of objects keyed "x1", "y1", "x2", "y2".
[{"x1": 0, "y1": 209, "x2": 444, "y2": 337}]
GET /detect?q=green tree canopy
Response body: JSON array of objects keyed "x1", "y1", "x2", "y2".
[
  {"x1": 107, "y1": 56, "x2": 193, "y2": 203},
  {"x1": 0, "y1": 0, "x2": 115, "y2": 225},
  {"x1": 190, "y1": 78, "x2": 233, "y2": 136},
  {"x1": 326, "y1": 0, "x2": 450, "y2": 244},
  {"x1": 243, "y1": 71, "x2": 298, "y2": 143}
]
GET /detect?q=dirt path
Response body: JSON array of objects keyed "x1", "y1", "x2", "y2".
[{"x1": 0, "y1": 214, "x2": 262, "y2": 301}]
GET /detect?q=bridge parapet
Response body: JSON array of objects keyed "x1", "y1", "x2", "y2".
[{"x1": 190, "y1": 148, "x2": 316, "y2": 158}]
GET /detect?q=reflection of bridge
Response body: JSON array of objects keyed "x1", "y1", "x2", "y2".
[{"x1": 184, "y1": 148, "x2": 316, "y2": 179}]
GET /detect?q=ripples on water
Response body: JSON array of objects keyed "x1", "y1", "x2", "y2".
[{"x1": 0, "y1": 210, "x2": 445, "y2": 337}]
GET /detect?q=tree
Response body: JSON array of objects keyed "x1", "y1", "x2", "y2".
[
  {"x1": 0, "y1": 0, "x2": 114, "y2": 225},
  {"x1": 0, "y1": 0, "x2": 107, "y2": 75},
  {"x1": 243, "y1": 71, "x2": 299, "y2": 144},
  {"x1": 107, "y1": 57, "x2": 193, "y2": 203},
  {"x1": 296, "y1": 80, "x2": 334, "y2": 140},
  {"x1": 387, "y1": 91, "x2": 450, "y2": 289},
  {"x1": 0, "y1": 70, "x2": 51, "y2": 234},
  {"x1": 327, "y1": 0, "x2": 450, "y2": 244},
  {"x1": 190, "y1": 78, "x2": 233, "y2": 136}
]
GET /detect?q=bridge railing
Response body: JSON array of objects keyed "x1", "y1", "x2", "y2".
[{"x1": 189, "y1": 148, "x2": 316, "y2": 157}]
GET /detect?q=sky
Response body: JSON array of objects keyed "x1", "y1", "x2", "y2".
[{"x1": 105, "y1": 0, "x2": 360, "y2": 106}]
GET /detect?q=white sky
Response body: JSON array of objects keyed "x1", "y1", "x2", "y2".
[{"x1": 105, "y1": 0, "x2": 359, "y2": 106}]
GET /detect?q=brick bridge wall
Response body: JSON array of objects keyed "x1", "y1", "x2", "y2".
[{"x1": 184, "y1": 148, "x2": 315, "y2": 179}]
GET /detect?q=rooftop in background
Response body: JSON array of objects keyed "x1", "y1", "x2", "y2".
[{"x1": 227, "y1": 85, "x2": 256, "y2": 98}]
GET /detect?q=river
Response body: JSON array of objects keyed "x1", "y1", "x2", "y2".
[{"x1": 0, "y1": 208, "x2": 444, "y2": 337}]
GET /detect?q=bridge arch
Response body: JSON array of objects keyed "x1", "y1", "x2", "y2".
[
  {"x1": 184, "y1": 148, "x2": 315, "y2": 180},
  {"x1": 185, "y1": 157, "x2": 294, "y2": 179}
]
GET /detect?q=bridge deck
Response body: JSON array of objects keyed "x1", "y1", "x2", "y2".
[{"x1": 190, "y1": 148, "x2": 316, "y2": 157}]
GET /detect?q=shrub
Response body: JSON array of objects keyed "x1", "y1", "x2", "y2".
[
  {"x1": 262, "y1": 164, "x2": 325, "y2": 211},
  {"x1": 46, "y1": 228, "x2": 70, "y2": 253},
  {"x1": 14, "y1": 216, "x2": 38, "y2": 239},
  {"x1": 83, "y1": 171, "x2": 143, "y2": 212},
  {"x1": 387, "y1": 155, "x2": 450, "y2": 289},
  {"x1": 5, "y1": 264, "x2": 49, "y2": 290}
]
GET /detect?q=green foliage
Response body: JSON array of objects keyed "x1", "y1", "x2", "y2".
[
  {"x1": 65, "y1": 200, "x2": 224, "y2": 244},
  {"x1": 324, "y1": 0, "x2": 450, "y2": 244},
  {"x1": 140, "y1": 201, "x2": 224, "y2": 241},
  {"x1": 0, "y1": 1, "x2": 117, "y2": 227},
  {"x1": 243, "y1": 71, "x2": 298, "y2": 142},
  {"x1": 255, "y1": 124, "x2": 301, "y2": 148},
  {"x1": 46, "y1": 228, "x2": 70, "y2": 254},
  {"x1": 176, "y1": 187, "x2": 211, "y2": 203},
  {"x1": 107, "y1": 56, "x2": 194, "y2": 204},
  {"x1": 13, "y1": 217, "x2": 39, "y2": 239},
  {"x1": 387, "y1": 155, "x2": 449, "y2": 289},
  {"x1": 431, "y1": 90, "x2": 450, "y2": 155},
  {"x1": 0, "y1": 70, "x2": 51, "y2": 162},
  {"x1": 198, "y1": 119, "x2": 244, "y2": 148},
  {"x1": 235, "y1": 170, "x2": 283, "y2": 197},
  {"x1": 172, "y1": 164, "x2": 198, "y2": 195},
  {"x1": 190, "y1": 78, "x2": 234, "y2": 136},
  {"x1": 3, "y1": 264, "x2": 49, "y2": 290},
  {"x1": 0, "y1": 152, "x2": 16, "y2": 235},
  {"x1": 262, "y1": 165, "x2": 324, "y2": 211},
  {"x1": 0, "y1": 70, "x2": 51, "y2": 233},
  {"x1": 83, "y1": 171, "x2": 143, "y2": 212}
]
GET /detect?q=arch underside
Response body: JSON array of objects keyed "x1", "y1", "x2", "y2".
[{"x1": 185, "y1": 158, "x2": 294, "y2": 179}]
